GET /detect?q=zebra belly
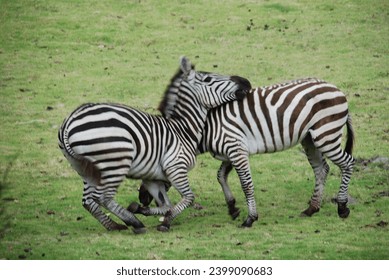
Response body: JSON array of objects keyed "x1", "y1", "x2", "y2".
[
  {"x1": 243, "y1": 131, "x2": 302, "y2": 155},
  {"x1": 125, "y1": 162, "x2": 167, "y2": 181}
]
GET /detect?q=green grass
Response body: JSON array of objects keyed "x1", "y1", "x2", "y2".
[{"x1": 0, "y1": 0, "x2": 388, "y2": 260}]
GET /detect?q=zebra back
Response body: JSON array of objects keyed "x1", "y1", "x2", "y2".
[{"x1": 200, "y1": 78, "x2": 350, "y2": 155}]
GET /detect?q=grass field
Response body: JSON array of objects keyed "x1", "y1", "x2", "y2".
[{"x1": 0, "y1": 0, "x2": 388, "y2": 260}]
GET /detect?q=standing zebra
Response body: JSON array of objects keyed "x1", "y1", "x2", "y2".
[
  {"x1": 132, "y1": 77, "x2": 355, "y2": 227},
  {"x1": 58, "y1": 57, "x2": 251, "y2": 233}
]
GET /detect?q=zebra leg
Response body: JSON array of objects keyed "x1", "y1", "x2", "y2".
[
  {"x1": 315, "y1": 140, "x2": 355, "y2": 218},
  {"x1": 217, "y1": 161, "x2": 240, "y2": 220},
  {"x1": 128, "y1": 181, "x2": 172, "y2": 216},
  {"x1": 82, "y1": 183, "x2": 128, "y2": 231},
  {"x1": 300, "y1": 135, "x2": 330, "y2": 217},
  {"x1": 102, "y1": 197, "x2": 146, "y2": 234},
  {"x1": 83, "y1": 182, "x2": 146, "y2": 233},
  {"x1": 325, "y1": 150, "x2": 354, "y2": 218},
  {"x1": 230, "y1": 151, "x2": 258, "y2": 227},
  {"x1": 157, "y1": 167, "x2": 195, "y2": 232}
]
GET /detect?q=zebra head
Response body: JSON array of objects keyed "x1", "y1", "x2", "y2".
[
  {"x1": 159, "y1": 56, "x2": 251, "y2": 118},
  {"x1": 180, "y1": 56, "x2": 251, "y2": 109}
]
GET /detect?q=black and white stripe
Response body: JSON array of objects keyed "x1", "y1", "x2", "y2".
[
  {"x1": 137, "y1": 77, "x2": 355, "y2": 227},
  {"x1": 58, "y1": 57, "x2": 251, "y2": 232}
]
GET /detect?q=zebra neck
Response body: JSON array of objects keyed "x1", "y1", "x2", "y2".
[{"x1": 169, "y1": 105, "x2": 208, "y2": 152}]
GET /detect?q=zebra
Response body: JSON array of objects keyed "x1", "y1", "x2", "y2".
[
  {"x1": 131, "y1": 77, "x2": 355, "y2": 228},
  {"x1": 57, "y1": 56, "x2": 251, "y2": 233}
]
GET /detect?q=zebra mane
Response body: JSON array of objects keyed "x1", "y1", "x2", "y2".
[
  {"x1": 158, "y1": 63, "x2": 196, "y2": 119},
  {"x1": 157, "y1": 68, "x2": 184, "y2": 119}
]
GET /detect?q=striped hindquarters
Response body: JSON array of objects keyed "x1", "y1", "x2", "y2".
[{"x1": 58, "y1": 103, "x2": 168, "y2": 186}]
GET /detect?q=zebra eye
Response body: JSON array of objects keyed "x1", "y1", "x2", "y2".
[{"x1": 203, "y1": 76, "x2": 212, "y2": 83}]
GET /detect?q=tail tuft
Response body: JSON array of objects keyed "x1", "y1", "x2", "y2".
[
  {"x1": 79, "y1": 157, "x2": 102, "y2": 186},
  {"x1": 345, "y1": 114, "x2": 355, "y2": 155}
]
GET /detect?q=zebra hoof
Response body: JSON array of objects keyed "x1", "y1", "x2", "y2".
[
  {"x1": 108, "y1": 223, "x2": 128, "y2": 231},
  {"x1": 229, "y1": 207, "x2": 241, "y2": 220},
  {"x1": 338, "y1": 203, "x2": 350, "y2": 218},
  {"x1": 241, "y1": 220, "x2": 253, "y2": 228},
  {"x1": 132, "y1": 227, "x2": 147, "y2": 234},
  {"x1": 227, "y1": 199, "x2": 240, "y2": 220},
  {"x1": 301, "y1": 206, "x2": 320, "y2": 217},
  {"x1": 127, "y1": 202, "x2": 140, "y2": 213},
  {"x1": 241, "y1": 216, "x2": 257, "y2": 228},
  {"x1": 157, "y1": 224, "x2": 170, "y2": 232}
]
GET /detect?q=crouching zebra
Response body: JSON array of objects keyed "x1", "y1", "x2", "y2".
[
  {"x1": 131, "y1": 77, "x2": 355, "y2": 227},
  {"x1": 58, "y1": 56, "x2": 251, "y2": 233}
]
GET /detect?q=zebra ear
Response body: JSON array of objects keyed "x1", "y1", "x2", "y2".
[{"x1": 180, "y1": 56, "x2": 192, "y2": 78}]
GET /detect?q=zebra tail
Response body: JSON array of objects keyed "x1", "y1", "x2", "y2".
[
  {"x1": 78, "y1": 157, "x2": 102, "y2": 186},
  {"x1": 61, "y1": 130, "x2": 102, "y2": 186},
  {"x1": 345, "y1": 114, "x2": 355, "y2": 156}
]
